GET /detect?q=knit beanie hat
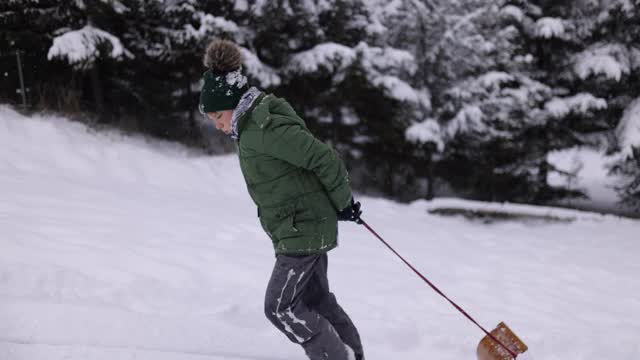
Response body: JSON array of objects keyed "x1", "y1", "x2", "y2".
[{"x1": 199, "y1": 39, "x2": 249, "y2": 114}]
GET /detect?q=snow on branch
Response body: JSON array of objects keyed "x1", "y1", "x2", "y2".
[
  {"x1": 74, "y1": 0, "x2": 128, "y2": 13},
  {"x1": 286, "y1": 41, "x2": 427, "y2": 107},
  {"x1": 239, "y1": 47, "x2": 281, "y2": 88},
  {"x1": 286, "y1": 42, "x2": 357, "y2": 74},
  {"x1": 534, "y1": 17, "x2": 565, "y2": 39},
  {"x1": 500, "y1": 5, "x2": 524, "y2": 22},
  {"x1": 574, "y1": 43, "x2": 635, "y2": 82},
  {"x1": 405, "y1": 118, "x2": 444, "y2": 151},
  {"x1": 355, "y1": 42, "x2": 416, "y2": 75},
  {"x1": 369, "y1": 76, "x2": 430, "y2": 108},
  {"x1": 445, "y1": 105, "x2": 486, "y2": 138},
  {"x1": 186, "y1": 12, "x2": 241, "y2": 42},
  {"x1": 360, "y1": 0, "x2": 402, "y2": 36},
  {"x1": 355, "y1": 42, "x2": 428, "y2": 108},
  {"x1": 477, "y1": 71, "x2": 515, "y2": 90},
  {"x1": 603, "y1": 0, "x2": 636, "y2": 14},
  {"x1": 616, "y1": 97, "x2": 640, "y2": 156},
  {"x1": 425, "y1": 197, "x2": 618, "y2": 222},
  {"x1": 545, "y1": 93, "x2": 607, "y2": 118},
  {"x1": 47, "y1": 25, "x2": 133, "y2": 69}
]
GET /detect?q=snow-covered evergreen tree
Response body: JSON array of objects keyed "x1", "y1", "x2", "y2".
[
  {"x1": 598, "y1": 2, "x2": 640, "y2": 210},
  {"x1": 0, "y1": 0, "x2": 81, "y2": 108},
  {"x1": 45, "y1": 0, "x2": 134, "y2": 117},
  {"x1": 431, "y1": 0, "x2": 635, "y2": 203},
  {"x1": 2, "y1": 0, "x2": 638, "y2": 211}
]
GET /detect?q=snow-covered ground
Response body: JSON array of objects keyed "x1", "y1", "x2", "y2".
[{"x1": 1, "y1": 106, "x2": 639, "y2": 360}]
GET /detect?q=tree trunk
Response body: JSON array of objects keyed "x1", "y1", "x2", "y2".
[
  {"x1": 89, "y1": 64, "x2": 105, "y2": 120},
  {"x1": 426, "y1": 152, "x2": 435, "y2": 200}
]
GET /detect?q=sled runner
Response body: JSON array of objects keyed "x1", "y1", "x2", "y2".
[{"x1": 477, "y1": 322, "x2": 528, "y2": 360}]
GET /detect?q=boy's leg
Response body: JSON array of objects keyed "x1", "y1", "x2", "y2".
[
  {"x1": 264, "y1": 254, "x2": 349, "y2": 360},
  {"x1": 304, "y1": 254, "x2": 364, "y2": 359}
]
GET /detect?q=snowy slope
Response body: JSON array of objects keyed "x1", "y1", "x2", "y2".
[{"x1": 1, "y1": 106, "x2": 639, "y2": 360}]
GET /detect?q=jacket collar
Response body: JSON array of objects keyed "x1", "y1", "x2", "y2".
[{"x1": 232, "y1": 87, "x2": 264, "y2": 140}]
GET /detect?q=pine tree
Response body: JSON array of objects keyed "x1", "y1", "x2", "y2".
[
  {"x1": 432, "y1": 0, "x2": 626, "y2": 203},
  {"x1": 598, "y1": 2, "x2": 640, "y2": 210},
  {"x1": 0, "y1": 0, "x2": 81, "y2": 109}
]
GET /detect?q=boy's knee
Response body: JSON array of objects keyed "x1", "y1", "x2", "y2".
[{"x1": 264, "y1": 297, "x2": 278, "y2": 321}]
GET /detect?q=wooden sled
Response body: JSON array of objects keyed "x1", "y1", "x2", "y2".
[{"x1": 477, "y1": 322, "x2": 528, "y2": 360}]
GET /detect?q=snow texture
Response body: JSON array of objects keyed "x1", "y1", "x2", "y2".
[
  {"x1": 616, "y1": 97, "x2": 640, "y2": 156},
  {"x1": 355, "y1": 42, "x2": 416, "y2": 75},
  {"x1": 405, "y1": 119, "x2": 444, "y2": 151},
  {"x1": 425, "y1": 197, "x2": 618, "y2": 222},
  {"x1": 286, "y1": 41, "x2": 427, "y2": 108},
  {"x1": 224, "y1": 68, "x2": 247, "y2": 89},
  {"x1": 603, "y1": 0, "x2": 636, "y2": 14},
  {"x1": 355, "y1": 43, "x2": 427, "y2": 108},
  {"x1": 534, "y1": 17, "x2": 565, "y2": 39},
  {"x1": 500, "y1": 5, "x2": 524, "y2": 22},
  {"x1": 371, "y1": 75, "x2": 420, "y2": 104},
  {"x1": 186, "y1": 12, "x2": 241, "y2": 41},
  {"x1": 239, "y1": 47, "x2": 281, "y2": 88},
  {"x1": 286, "y1": 42, "x2": 357, "y2": 74},
  {"x1": 1, "y1": 106, "x2": 639, "y2": 360},
  {"x1": 359, "y1": 0, "x2": 400, "y2": 36},
  {"x1": 544, "y1": 93, "x2": 607, "y2": 118},
  {"x1": 477, "y1": 71, "x2": 514, "y2": 90},
  {"x1": 339, "y1": 107, "x2": 360, "y2": 126},
  {"x1": 445, "y1": 105, "x2": 485, "y2": 138},
  {"x1": 74, "y1": 0, "x2": 128, "y2": 13},
  {"x1": 47, "y1": 25, "x2": 133, "y2": 68},
  {"x1": 574, "y1": 44, "x2": 634, "y2": 82},
  {"x1": 547, "y1": 147, "x2": 620, "y2": 206},
  {"x1": 233, "y1": 0, "x2": 249, "y2": 12}
]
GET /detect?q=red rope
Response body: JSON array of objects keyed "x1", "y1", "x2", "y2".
[{"x1": 360, "y1": 219, "x2": 518, "y2": 359}]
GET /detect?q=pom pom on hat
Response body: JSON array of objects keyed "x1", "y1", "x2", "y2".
[
  {"x1": 199, "y1": 39, "x2": 250, "y2": 113},
  {"x1": 203, "y1": 39, "x2": 243, "y2": 74}
]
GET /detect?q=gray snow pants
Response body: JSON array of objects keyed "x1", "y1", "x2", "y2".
[{"x1": 264, "y1": 254, "x2": 364, "y2": 360}]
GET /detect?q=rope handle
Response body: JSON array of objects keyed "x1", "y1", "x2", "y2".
[{"x1": 359, "y1": 218, "x2": 518, "y2": 359}]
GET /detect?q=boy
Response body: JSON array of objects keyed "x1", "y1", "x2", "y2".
[{"x1": 199, "y1": 39, "x2": 364, "y2": 360}]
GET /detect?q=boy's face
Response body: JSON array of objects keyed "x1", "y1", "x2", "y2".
[{"x1": 207, "y1": 110, "x2": 234, "y2": 134}]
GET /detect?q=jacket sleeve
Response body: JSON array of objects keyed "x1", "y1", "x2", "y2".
[{"x1": 262, "y1": 122, "x2": 352, "y2": 211}]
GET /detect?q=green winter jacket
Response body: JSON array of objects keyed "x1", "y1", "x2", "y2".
[{"x1": 235, "y1": 92, "x2": 352, "y2": 255}]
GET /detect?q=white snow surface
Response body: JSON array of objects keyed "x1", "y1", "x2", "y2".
[
  {"x1": 1, "y1": 106, "x2": 640, "y2": 360},
  {"x1": 48, "y1": 25, "x2": 133, "y2": 67}
]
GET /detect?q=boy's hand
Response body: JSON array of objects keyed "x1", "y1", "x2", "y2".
[{"x1": 337, "y1": 198, "x2": 363, "y2": 224}]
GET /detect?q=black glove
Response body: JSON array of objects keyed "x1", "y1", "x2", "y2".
[{"x1": 337, "y1": 197, "x2": 363, "y2": 224}]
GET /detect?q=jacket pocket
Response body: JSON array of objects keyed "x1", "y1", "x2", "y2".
[
  {"x1": 261, "y1": 203, "x2": 300, "y2": 241},
  {"x1": 263, "y1": 199, "x2": 320, "y2": 242}
]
